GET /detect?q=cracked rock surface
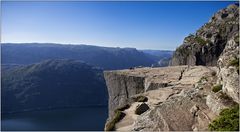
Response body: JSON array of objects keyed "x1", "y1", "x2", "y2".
[{"x1": 104, "y1": 66, "x2": 219, "y2": 131}]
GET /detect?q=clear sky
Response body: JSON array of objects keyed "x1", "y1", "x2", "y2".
[{"x1": 1, "y1": 1, "x2": 235, "y2": 50}]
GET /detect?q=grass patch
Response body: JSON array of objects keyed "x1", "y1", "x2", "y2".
[
  {"x1": 132, "y1": 95, "x2": 148, "y2": 102},
  {"x1": 229, "y1": 58, "x2": 239, "y2": 67},
  {"x1": 105, "y1": 110, "x2": 126, "y2": 131},
  {"x1": 228, "y1": 58, "x2": 239, "y2": 74},
  {"x1": 195, "y1": 37, "x2": 211, "y2": 45},
  {"x1": 106, "y1": 104, "x2": 130, "y2": 131},
  {"x1": 212, "y1": 84, "x2": 222, "y2": 93},
  {"x1": 209, "y1": 105, "x2": 239, "y2": 131}
]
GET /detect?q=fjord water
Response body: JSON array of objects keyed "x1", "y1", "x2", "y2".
[{"x1": 1, "y1": 106, "x2": 108, "y2": 131}]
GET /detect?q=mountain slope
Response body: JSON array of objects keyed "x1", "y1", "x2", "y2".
[
  {"x1": 1, "y1": 44, "x2": 156, "y2": 70},
  {"x1": 1, "y1": 59, "x2": 108, "y2": 113},
  {"x1": 170, "y1": 4, "x2": 239, "y2": 66},
  {"x1": 170, "y1": 3, "x2": 239, "y2": 103}
]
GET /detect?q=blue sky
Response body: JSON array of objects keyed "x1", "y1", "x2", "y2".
[{"x1": 1, "y1": 1, "x2": 235, "y2": 50}]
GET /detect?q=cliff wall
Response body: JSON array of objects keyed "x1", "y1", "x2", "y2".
[
  {"x1": 170, "y1": 4, "x2": 239, "y2": 66},
  {"x1": 103, "y1": 66, "x2": 233, "y2": 131}
]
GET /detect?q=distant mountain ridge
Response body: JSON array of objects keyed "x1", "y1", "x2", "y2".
[
  {"x1": 1, "y1": 43, "x2": 172, "y2": 70},
  {"x1": 141, "y1": 50, "x2": 173, "y2": 58},
  {"x1": 141, "y1": 50, "x2": 173, "y2": 66}
]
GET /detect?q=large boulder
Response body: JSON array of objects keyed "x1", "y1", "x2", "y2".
[
  {"x1": 133, "y1": 90, "x2": 213, "y2": 131},
  {"x1": 135, "y1": 103, "x2": 150, "y2": 115}
]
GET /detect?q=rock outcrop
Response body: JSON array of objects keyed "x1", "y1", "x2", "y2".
[
  {"x1": 170, "y1": 4, "x2": 239, "y2": 66},
  {"x1": 104, "y1": 66, "x2": 222, "y2": 131},
  {"x1": 135, "y1": 103, "x2": 149, "y2": 115},
  {"x1": 217, "y1": 33, "x2": 239, "y2": 103},
  {"x1": 104, "y1": 66, "x2": 187, "y2": 119},
  {"x1": 170, "y1": 2, "x2": 239, "y2": 119},
  {"x1": 104, "y1": 72, "x2": 145, "y2": 119},
  {"x1": 170, "y1": 3, "x2": 239, "y2": 104},
  {"x1": 104, "y1": 4, "x2": 239, "y2": 131}
]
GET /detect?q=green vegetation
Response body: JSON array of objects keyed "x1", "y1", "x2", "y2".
[
  {"x1": 115, "y1": 104, "x2": 130, "y2": 112},
  {"x1": 105, "y1": 110, "x2": 126, "y2": 131},
  {"x1": 195, "y1": 37, "x2": 207, "y2": 44},
  {"x1": 212, "y1": 84, "x2": 222, "y2": 93},
  {"x1": 209, "y1": 105, "x2": 239, "y2": 131},
  {"x1": 228, "y1": 58, "x2": 239, "y2": 74},
  {"x1": 106, "y1": 104, "x2": 130, "y2": 131},
  {"x1": 132, "y1": 95, "x2": 148, "y2": 102},
  {"x1": 194, "y1": 37, "x2": 211, "y2": 45},
  {"x1": 229, "y1": 58, "x2": 239, "y2": 67},
  {"x1": 234, "y1": 35, "x2": 239, "y2": 43},
  {"x1": 176, "y1": 47, "x2": 190, "y2": 56},
  {"x1": 198, "y1": 76, "x2": 208, "y2": 83},
  {"x1": 219, "y1": 92, "x2": 231, "y2": 100}
]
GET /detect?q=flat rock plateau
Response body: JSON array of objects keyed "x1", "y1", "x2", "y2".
[{"x1": 104, "y1": 66, "x2": 227, "y2": 131}]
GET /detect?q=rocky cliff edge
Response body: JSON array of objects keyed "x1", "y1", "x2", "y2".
[
  {"x1": 104, "y1": 66, "x2": 238, "y2": 131},
  {"x1": 103, "y1": 4, "x2": 239, "y2": 131}
]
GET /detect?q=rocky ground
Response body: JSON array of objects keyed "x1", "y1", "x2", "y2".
[{"x1": 104, "y1": 66, "x2": 236, "y2": 131}]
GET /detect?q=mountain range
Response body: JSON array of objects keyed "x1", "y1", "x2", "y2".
[{"x1": 2, "y1": 43, "x2": 173, "y2": 70}]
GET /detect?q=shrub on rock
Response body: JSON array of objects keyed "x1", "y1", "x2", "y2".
[
  {"x1": 209, "y1": 105, "x2": 239, "y2": 131},
  {"x1": 105, "y1": 110, "x2": 126, "y2": 131},
  {"x1": 132, "y1": 95, "x2": 148, "y2": 102},
  {"x1": 212, "y1": 84, "x2": 222, "y2": 93}
]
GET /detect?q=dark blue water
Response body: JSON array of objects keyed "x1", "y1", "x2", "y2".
[{"x1": 1, "y1": 106, "x2": 108, "y2": 131}]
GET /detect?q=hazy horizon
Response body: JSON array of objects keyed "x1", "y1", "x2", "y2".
[
  {"x1": 2, "y1": 1, "x2": 235, "y2": 50},
  {"x1": 1, "y1": 42, "x2": 175, "y2": 51}
]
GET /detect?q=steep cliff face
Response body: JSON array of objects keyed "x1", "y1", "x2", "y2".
[
  {"x1": 170, "y1": 3, "x2": 239, "y2": 104},
  {"x1": 104, "y1": 72, "x2": 145, "y2": 119},
  {"x1": 103, "y1": 66, "x2": 231, "y2": 131},
  {"x1": 104, "y1": 66, "x2": 187, "y2": 119},
  {"x1": 217, "y1": 33, "x2": 239, "y2": 103},
  {"x1": 170, "y1": 4, "x2": 239, "y2": 66}
]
